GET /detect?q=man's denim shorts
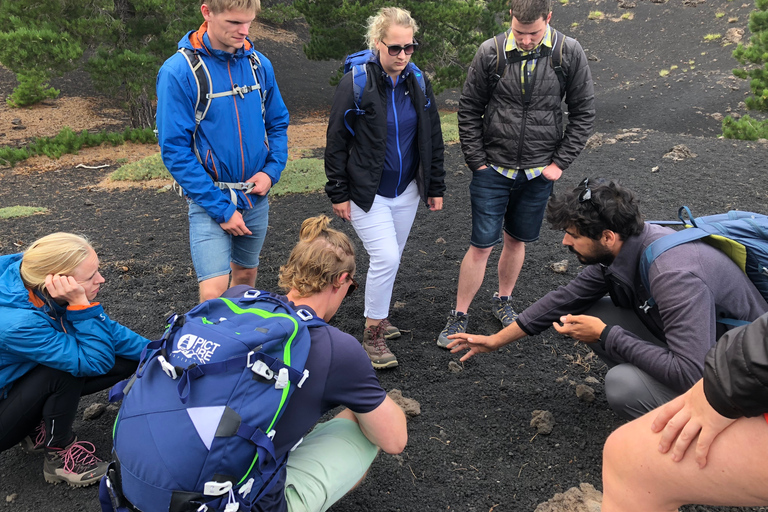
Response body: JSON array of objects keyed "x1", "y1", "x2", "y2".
[
  {"x1": 187, "y1": 197, "x2": 269, "y2": 282},
  {"x1": 469, "y1": 170, "x2": 553, "y2": 248}
]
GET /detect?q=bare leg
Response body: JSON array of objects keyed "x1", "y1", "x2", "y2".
[
  {"x1": 199, "y1": 275, "x2": 230, "y2": 303},
  {"x1": 497, "y1": 233, "x2": 525, "y2": 297},
  {"x1": 602, "y1": 412, "x2": 768, "y2": 512},
  {"x1": 230, "y1": 262, "x2": 257, "y2": 288},
  {"x1": 455, "y1": 245, "x2": 494, "y2": 313}
]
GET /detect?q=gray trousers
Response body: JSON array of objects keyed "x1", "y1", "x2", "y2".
[{"x1": 586, "y1": 297, "x2": 680, "y2": 420}]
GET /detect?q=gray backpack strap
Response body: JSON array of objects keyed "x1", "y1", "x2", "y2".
[{"x1": 550, "y1": 29, "x2": 567, "y2": 98}]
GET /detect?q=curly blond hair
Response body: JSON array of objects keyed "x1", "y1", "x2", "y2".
[
  {"x1": 366, "y1": 7, "x2": 419, "y2": 51},
  {"x1": 278, "y1": 216, "x2": 356, "y2": 297}
]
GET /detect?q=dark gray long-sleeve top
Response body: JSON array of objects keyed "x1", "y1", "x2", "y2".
[{"x1": 517, "y1": 223, "x2": 768, "y2": 392}]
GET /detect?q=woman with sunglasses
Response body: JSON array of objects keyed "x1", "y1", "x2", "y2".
[
  {"x1": 325, "y1": 6, "x2": 446, "y2": 370},
  {"x1": 0, "y1": 233, "x2": 149, "y2": 487}
]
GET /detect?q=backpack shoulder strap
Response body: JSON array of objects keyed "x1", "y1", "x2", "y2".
[
  {"x1": 406, "y1": 62, "x2": 431, "y2": 110},
  {"x1": 178, "y1": 48, "x2": 211, "y2": 166},
  {"x1": 550, "y1": 29, "x2": 567, "y2": 97},
  {"x1": 178, "y1": 48, "x2": 212, "y2": 129},
  {"x1": 639, "y1": 227, "x2": 710, "y2": 312},
  {"x1": 344, "y1": 62, "x2": 369, "y2": 136},
  {"x1": 492, "y1": 31, "x2": 508, "y2": 79},
  {"x1": 247, "y1": 52, "x2": 269, "y2": 147}
]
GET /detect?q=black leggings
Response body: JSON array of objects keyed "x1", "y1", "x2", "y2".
[{"x1": 0, "y1": 357, "x2": 137, "y2": 452}]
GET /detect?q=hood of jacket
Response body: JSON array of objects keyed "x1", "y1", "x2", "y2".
[{"x1": 0, "y1": 254, "x2": 34, "y2": 311}]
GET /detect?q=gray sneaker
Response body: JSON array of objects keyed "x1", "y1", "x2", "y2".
[
  {"x1": 43, "y1": 439, "x2": 108, "y2": 488},
  {"x1": 362, "y1": 324, "x2": 399, "y2": 369},
  {"x1": 492, "y1": 292, "x2": 518, "y2": 328},
  {"x1": 437, "y1": 310, "x2": 468, "y2": 349}
]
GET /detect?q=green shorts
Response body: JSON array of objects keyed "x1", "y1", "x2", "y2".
[{"x1": 284, "y1": 417, "x2": 379, "y2": 512}]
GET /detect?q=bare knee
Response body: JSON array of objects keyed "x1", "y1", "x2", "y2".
[{"x1": 466, "y1": 245, "x2": 493, "y2": 262}]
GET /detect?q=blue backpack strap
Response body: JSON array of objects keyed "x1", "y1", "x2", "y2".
[
  {"x1": 344, "y1": 62, "x2": 369, "y2": 136},
  {"x1": 406, "y1": 62, "x2": 430, "y2": 110},
  {"x1": 639, "y1": 226, "x2": 711, "y2": 312}
]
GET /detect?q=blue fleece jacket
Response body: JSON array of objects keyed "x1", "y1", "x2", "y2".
[
  {"x1": 156, "y1": 24, "x2": 289, "y2": 224},
  {"x1": 0, "y1": 254, "x2": 149, "y2": 397}
]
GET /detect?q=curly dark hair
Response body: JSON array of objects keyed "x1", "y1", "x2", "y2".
[{"x1": 546, "y1": 179, "x2": 644, "y2": 240}]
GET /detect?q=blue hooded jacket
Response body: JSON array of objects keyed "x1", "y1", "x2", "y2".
[
  {"x1": 0, "y1": 253, "x2": 149, "y2": 397},
  {"x1": 156, "y1": 23, "x2": 289, "y2": 224}
]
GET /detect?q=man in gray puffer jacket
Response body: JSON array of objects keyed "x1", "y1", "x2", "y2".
[{"x1": 438, "y1": 0, "x2": 595, "y2": 348}]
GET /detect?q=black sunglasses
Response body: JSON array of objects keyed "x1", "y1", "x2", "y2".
[
  {"x1": 380, "y1": 40, "x2": 418, "y2": 56},
  {"x1": 578, "y1": 177, "x2": 605, "y2": 216},
  {"x1": 345, "y1": 277, "x2": 359, "y2": 298}
]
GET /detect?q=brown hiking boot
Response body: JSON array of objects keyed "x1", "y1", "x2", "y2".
[
  {"x1": 378, "y1": 318, "x2": 401, "y2": 340},
  {"x1": 43, "y1": 439, "x2": 108, "y2": 487},
  {"x1": 362, "y1": 323, "x2": 398, "y2": 369}
]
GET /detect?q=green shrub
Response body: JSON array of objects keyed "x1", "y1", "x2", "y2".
[
  {"x1": 6, "y1": 70, "x2": 59, "y2": 107},
  {"x1": 111, "y1": 153, "x2": 171, "y2": 181},
  {"x1": 722, "y1": 114, "x2": 768, "y2": 140},
  {"x1": 0, "y1": 206, "x2": 48, "y2": 219},
  {"x1": 0, "y1": 127, "x2": 157, "y2": 167}
]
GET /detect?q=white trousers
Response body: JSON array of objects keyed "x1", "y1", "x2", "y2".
[{"x1": 351, "y1": 180, "x2": 420, "y2": 320}]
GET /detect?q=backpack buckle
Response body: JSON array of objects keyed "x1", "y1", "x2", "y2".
[
  {"x1": 295, "y1": 308, "x2": 313, "y2": 321},
  {"x1": 243, "y1": 289, "x2": 261, "y2": 299},
  {"x1": 251, "y1": 360, "x2": 274, "y2": 380},
  {"x1": 157, "y1": 355, "x2": 178, "y2": 379},
  {"x1": 203, "y1": 480, "x2": 232, "y2": 496},
  {"x1": 275, "y1": 368, "x2": 289, "y2": 389},
  {"x1": 298, "y1": 369, "x2": 310, "y2": 388}
]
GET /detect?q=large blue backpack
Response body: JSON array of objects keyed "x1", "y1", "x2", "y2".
[
  {"x1": 640, "y1": 207, "x2": 768, "y2": 326},
  {"x1": 342, "y1": 49, "x2": 430, "y2": 136},
  {"x1": 101, "y1": 289, "x2": 326, "y2": 512}
]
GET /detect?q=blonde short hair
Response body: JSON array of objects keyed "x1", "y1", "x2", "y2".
[
  {"x1": 202, "y1": 0, "x2": 261, "y2": 15},
  {"x1": 278, "y1": 216, "x2": 356, "y2": 298},
  {"x1": 20, "y1": 233, "x2": 93, "y2": 292},
  {"x1": 366, "y1": 7, "x2": 419, "y2": 51}
]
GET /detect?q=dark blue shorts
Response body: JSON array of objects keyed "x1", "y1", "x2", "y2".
[{"x1": 469, "y1": 171, "x2": 553, "y2": 248}]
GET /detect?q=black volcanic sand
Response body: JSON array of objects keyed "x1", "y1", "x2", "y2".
[{"x1": 1, "y1": 0, "x2": 768, "y2": 510}]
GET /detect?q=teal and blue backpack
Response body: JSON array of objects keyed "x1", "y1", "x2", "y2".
[
  {"x1": 342, "y1": 49, "x2": 430, "y2": 136},
  {"x1": 100, "y1": 289, "x2": 326, "y2": 512},
  {"x1": 641, "y1": 206, "x2": 768, "y2": 326}
]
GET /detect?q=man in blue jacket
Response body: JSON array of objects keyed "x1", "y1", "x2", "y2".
[{"x1": 157, "y1": 0, "x2": 289, "y2": 302}]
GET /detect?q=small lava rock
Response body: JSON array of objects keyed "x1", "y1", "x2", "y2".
[
  {"x1": 550, "y1": 259, "x2": 569, "y2": 274},
  {"x1": 388, "y1": 389, "x2": 421, "y2": 417},
  {"x1": 11, "y1": 118, "x2": 22, "y2": 126},
  {"x1": 663, "y1": 144, "x2": 697, "y2": 161},
  {"x1": 576, "y1": 384, "x2": 596, "y2": 403},
  {"x1": 584, "y1": 376, "x2": 600, "y2": 385},
  {"x1": 448, "y1": 361, "x2": 462, "y2": 373},
  {"x1": 435, "y1": 237, "x2": 446, "y2": 244},
  {"x1": 534, "y1": 483, "x2": 603, "y2": 512},
  {"x1": 83, "y1": 403, "x2": 107, "y2": 421},
  {"x1": 6, "y1": 493, "x2": 18, "y2": 503},
  {"x1": 530, "y1": 410, "x2": 555, "y2": 434}
]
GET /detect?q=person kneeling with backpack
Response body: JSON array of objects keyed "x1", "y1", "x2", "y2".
[
  {"x1": 103, "y1": 215, "x2": 407, "y2": 512},
  {"x1": 253, "y1": 214, "x2": 408, "y2": 511}
]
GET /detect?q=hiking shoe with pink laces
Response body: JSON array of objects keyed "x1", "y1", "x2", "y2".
[
  {"x1": 43, "y1": 439, "x2": 108, "y2": 487},
  {"x1": 362, "y1": 323, "x2": 398, "y2": 369},
  {"x1": 20, "y1": 420, "x2": 46, "y2": 454}
]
